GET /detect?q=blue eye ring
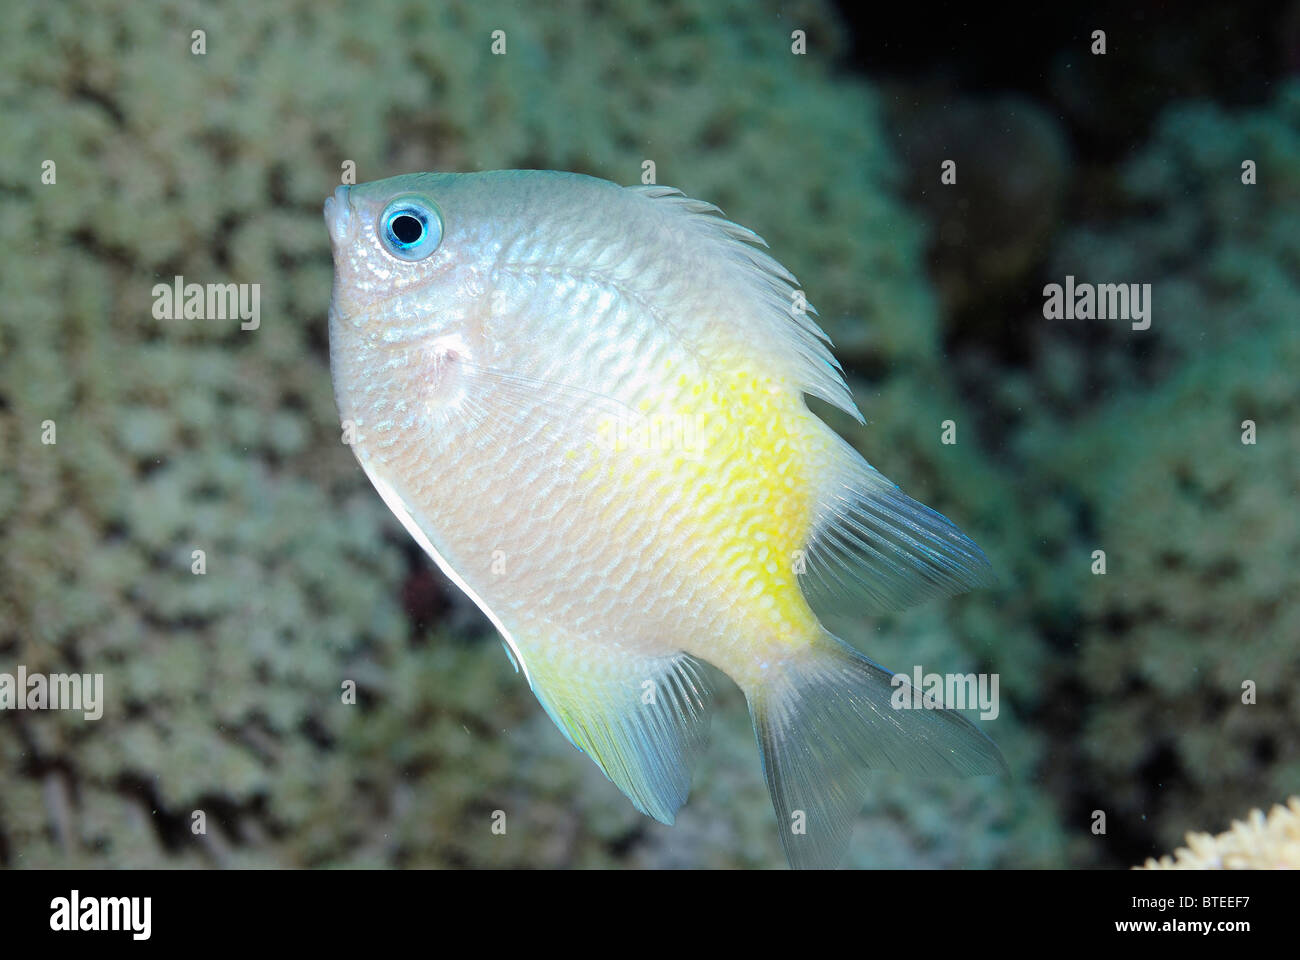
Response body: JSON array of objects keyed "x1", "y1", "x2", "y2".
[{"x1": 378, "y1": 196, "x2": 443, "y2": 262}]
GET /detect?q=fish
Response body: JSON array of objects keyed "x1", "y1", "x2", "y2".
[{"x1": 324, "y1": 170, "x2": 1008, "y2": 868}]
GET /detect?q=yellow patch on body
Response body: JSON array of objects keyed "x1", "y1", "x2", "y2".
[{"x1": 655, "y1": 358, "x2": 828, "y2": 685}]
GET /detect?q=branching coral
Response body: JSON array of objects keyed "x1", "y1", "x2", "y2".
[{"x1": 1139, "y1": 797, "x2": 1300, "y2": 870}]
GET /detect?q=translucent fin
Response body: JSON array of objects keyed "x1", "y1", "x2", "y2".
[
  {"x1": 525, "y1": 644, "x2": 714, "y2": 825},
  {"x1": 799, "y1": 436, "x2": 997, "y2": 616},
  {"x1": 414, "y1": 353, "x2": 642, "y2": 456},
  {"x1": 749, "y1": 634, "x2": 1008, "y2": 868},
  {"x1": 627, "y1": 184, "x2": 863, "y2": 422}
]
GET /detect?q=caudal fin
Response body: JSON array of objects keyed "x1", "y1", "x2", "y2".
[{"x1": 748, "y1": 634, "x2": 1008, "y2": 868}]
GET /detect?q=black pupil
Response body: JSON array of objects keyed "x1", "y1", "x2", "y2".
[{"x1": 391, "y1": 213, "x2": 424, "y2": 245}]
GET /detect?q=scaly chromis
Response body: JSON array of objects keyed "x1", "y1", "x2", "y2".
[{"x1": 324, "y1": 170, "x2": 1007, "y2": 868}]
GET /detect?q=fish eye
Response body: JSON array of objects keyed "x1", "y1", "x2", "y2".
[{"x1": 378, "y1": 196, "x2": 443, "y2": 262}]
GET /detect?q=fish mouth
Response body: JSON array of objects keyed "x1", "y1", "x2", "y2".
[{"x1": 323, "y1": 184, "x2": 355, "y2": 250}]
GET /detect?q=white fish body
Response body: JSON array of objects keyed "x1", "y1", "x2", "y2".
[{"x1": 325, "y1": 170, "x2": 1005, "y2": 867}]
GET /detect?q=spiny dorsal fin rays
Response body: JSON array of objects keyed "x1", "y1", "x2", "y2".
[{"x1": 628, "y1": 184, "x2": 863, "y2": 423}]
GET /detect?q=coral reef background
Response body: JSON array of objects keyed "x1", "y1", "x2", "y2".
[{"x1": 0, "y1": 0, "x2": 1296, "y2": 868}]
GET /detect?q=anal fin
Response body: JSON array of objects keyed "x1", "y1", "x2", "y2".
[{"x1": 524, "y1": 640, "x2": 714, "y2": 825}]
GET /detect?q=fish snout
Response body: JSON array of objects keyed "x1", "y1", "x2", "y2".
[{"x1": 324, "y1": 184, "x2": 355, "y2": 250}]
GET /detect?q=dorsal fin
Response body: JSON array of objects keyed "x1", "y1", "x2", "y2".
[
  {"x1": 799, "y1": 434, "x2": 997, "y2": 615},
  {"x1": 628, "y1": 185, "x2": 862, "y2": 422}
]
